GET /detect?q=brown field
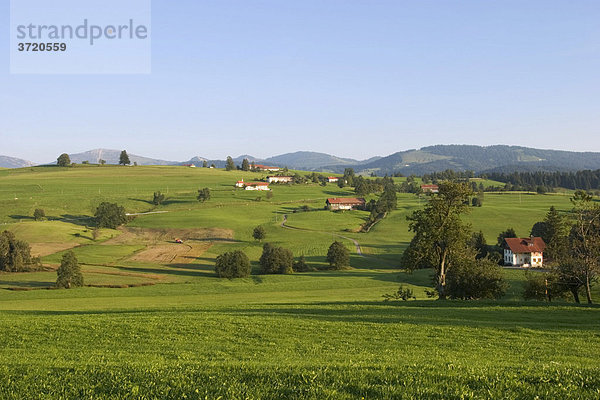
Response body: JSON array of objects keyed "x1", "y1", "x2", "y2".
[
  {"x1": 29, "y1": 242, "x2": 80, "y2": 257},
  {"x1": 129, "y1": 242, "x2": 213, "y2": 264},
  {"x1": 102, "y1": 227, "x2": 234, "y2": 245}
]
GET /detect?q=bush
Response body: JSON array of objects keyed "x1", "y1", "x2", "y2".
[
  {"x1": 522, "y1": 271, "x2": 566, "y2": 302},
  {"x1": 214, "y1": 250, "x2": 251, "y2": 278},
  {"x1": 383, "y1": 285, "x2": 416, "y2": 301},
  {"x1": 152, "y1": 191, "x2": 165, "y2": 205},
  {"x1": 259, "y1": 243, "x2": 294, "y2": 274},
  {"x1": 95, "y1": 202, "x2": 127, "y2": 229},
  {"x1": 33, "y1": 208, "x2": 46, "y2": 221},
  {"x1": 197, "y1": 188, "x2": 211, "y2": 202},
  {"x1": 326, "y1": 241, "x2": 350, "y2": 270},
  {"x1": 56, "y1": 251, "x2": 84, "y2": 288},
  {"x1": 444, "y1": 257, "x2": 507, "y2": 300},
  {"x1": 293, "y1": 255, "x2": 310, "y2": 272}
]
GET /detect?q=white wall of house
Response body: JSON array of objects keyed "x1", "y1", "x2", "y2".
[
  {"x1": 504, "y1": 249, "x2": 543, "y2": 267},
  {"x1": 245, "y1": 185, "x2": 270, "y2": 191}
]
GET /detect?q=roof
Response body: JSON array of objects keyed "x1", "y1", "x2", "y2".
[
  {"x1": 326, "y1": 197, "x2": 366, "y2": 205},
  {"x1": 254, "y1": 164, "x2": 279, "y2": 169},
  {"x1": 421, "y1": 184, "x2": 439, "y2": 189},
  {"x1": 504, "y1": 237, "x2": 546, "y2": 253},
  {"x1": 247, "y1": 182, "x2": 269, "y2": 186},
  {"x1": 328, "y1": 176, "x2": 339, "y2": 179},
  {"x1": 267, "y1": 176, "x2": 292, "y2": 178}
]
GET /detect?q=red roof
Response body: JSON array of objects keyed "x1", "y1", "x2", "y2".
[
  {"x1": 328, "y1": 177, "x2": 339, "y2": 179},
  {"x1": 421, "y1": 184, "x2": 439, "y2": 189},
  {"x1": 247, "y1": 182, "x2": 269, "y2": 186},
  {"x1": 254, "y1": 164, "x2": 279, "y2": 169},
  {"x1": 326, "y1": 197, "x2": 366, "y2": 205},
  {"x1": 504, "y1": 237, "x2": 546, "y2": 253}
]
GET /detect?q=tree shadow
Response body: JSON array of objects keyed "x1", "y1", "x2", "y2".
[{"x1": 58, "y1": 214, "x2": 95, "y2": 227}]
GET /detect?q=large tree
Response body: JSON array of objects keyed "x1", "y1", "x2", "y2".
[
  {"x1": 56, "y1": 251, "x2": 84, "y2": 288},
  {"x1": 119, "y1": 150, "x2": 131, "y2": 166},
  {"x1": 326, "y1": 241, "x2": 350, "y2": 270},
  {"x1": 564, "y1": 191, "x2": 600, "y2": 303},
  {"x1": 215, "y1": 250, "x2": 251, "y2": 278},
  {"x1": 241, "y1": 158, "x2": 250, "y2": 171},
  {"x1": 259, "y1": 243, "x2": 294, "y2": 274},
  {"x1": 225, "y1": 156, "x2": 235, "y2": 171},
  {"x1": 401, "y1": 182, "x2": 473, "y2": 299},
  {"x1": 95, "y1": 202, "x2": 127, "y2": 229},
  {"x1": 531, "y1": 206, "x2": 570, "y2": 262},
  {"x1": 57, "y1": 153, "x2": 71, "y2": 167},
  {"x1": 0, "y1": 231, "x2": 37, "y2": 272},
  {"x1": 252, "y1": 226, "x2": 266, "y2": 242}
]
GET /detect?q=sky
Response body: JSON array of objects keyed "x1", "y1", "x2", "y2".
[{"x1": 1, "y1": 0, "x2": 599, "y2": 163}]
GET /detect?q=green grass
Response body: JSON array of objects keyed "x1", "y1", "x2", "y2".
[{"x1": 1, "y1": 165, "x2": 598, "y2": 398}]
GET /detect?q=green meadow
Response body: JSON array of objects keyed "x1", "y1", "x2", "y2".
[{"x1": 0, "y1": 165, "x2": 598, "y2": 398}]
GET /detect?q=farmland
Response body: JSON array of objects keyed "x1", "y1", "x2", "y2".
[{"x1": 0, "y1": 165, "x2": 599, "y2": 398}]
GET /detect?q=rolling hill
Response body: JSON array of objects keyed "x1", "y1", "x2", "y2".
[
  {"x1": 322, "y1": 145, "x2": 600, "y2": 175},
  {"x1": 0, "y1": 155, "x2": 34, "y2": 168},
  {"x1": 64, "y1": 149, "x2": 178, "y2": 166}
]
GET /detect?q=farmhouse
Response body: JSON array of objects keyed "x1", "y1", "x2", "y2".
[
  {"x1": 245, "y1": 182, "x2": 270, "y2": 191},
  {"x1": 421, "y1": 184, "x2": 439, "y2": 193},
  {"x1": 267, "y1": 176, "x2": 293, "y2": 184},
  {"x1": 326, "y1": 197, "x2": 366, "y2": 211},
  {"x1": 254, "y1": 164, "x2": 280, "y2": 172},
  {"x1": 327, "y1": 177, "x2": 339, "y2": 183},
  {"x1": 503, "y1": 237, "x2": 546, "y2": 268},
  {"x1": 235, "y1": 179, "x2": 245, "y2": 188}
]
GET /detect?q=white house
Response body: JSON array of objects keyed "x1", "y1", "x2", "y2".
[
  {"x1": 235, "y1": 179, "x2": 245, "y2": 188},
  {"x1": 503, "y1": 237, "x2": 546, "y2": 268},
  {"x1": 245, "y1": 182, "x2": 270, "y2": 191},
  {"x1": 327, "y1": 177, "x2": 339, "y2": 183},
  {"x1": 326, "y1": 197, "x2": 366, "y2": 211},
  {"x1": 421, "y1": 184, "x2": 439, "y2": 193},
  {"x1": 254, "y1": 164, "x2": 280, "y2": 172},
  {"x1": 267, "y1": 176, "x2": 293, "y2": 184}
]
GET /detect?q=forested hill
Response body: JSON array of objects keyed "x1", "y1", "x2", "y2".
[{"x1": 321, "y1": 145, "x2": 600, "y2": 175}]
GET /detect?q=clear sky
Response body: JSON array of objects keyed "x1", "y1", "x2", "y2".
[{"x1": 1, "y1": 0, "x2": 599, "y2": 163}]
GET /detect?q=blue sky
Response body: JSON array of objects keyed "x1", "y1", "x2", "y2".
[{"x1": 1, "y1": 0, "x2": 599, "y2": 163}]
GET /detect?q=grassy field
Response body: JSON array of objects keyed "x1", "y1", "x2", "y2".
[{"x1": 0, "y1": 165, "x2": 598, "y2": 398}]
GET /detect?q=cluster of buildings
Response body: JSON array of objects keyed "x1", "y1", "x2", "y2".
[{"x1": 232, "y1": 176, "x2": 545, "y2": 269}]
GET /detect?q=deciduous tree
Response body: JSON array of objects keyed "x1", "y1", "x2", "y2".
[
  {"x1": 119, "y1": 150, "x2": 130, "y2": 166},
  {"x1": 326, "y1": 241, "x2": 350, "y2": 270},
  {"x1": 57, "y1": 153, "x2": 71, "y2": 167},
  {"x1": 56, "y1": 251, "x2": 83, "y2": 288}
]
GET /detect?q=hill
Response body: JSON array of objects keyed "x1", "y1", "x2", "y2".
[
  {"x1": 0, "y1": 155, "x2": 34, "y2": 168},
  {"x1": 63, "y1": 149, "x2": 178, "y2": 166},
  {"x1": 324, "y1": 145, "x2": 600, "y2": 175},
  {"x1": 264, "y1": 151, "x2": 360, "y2": 170}
]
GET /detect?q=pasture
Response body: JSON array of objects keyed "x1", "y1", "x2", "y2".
[{"x1": 0, "y1": 165, "x2": 598, "y2": 398}]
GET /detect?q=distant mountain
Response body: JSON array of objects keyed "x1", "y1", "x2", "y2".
[
  {"x1": 264, "y1": 151, "x2": 360, "y2": 170},
  {"x1": 328, "y1": 145, "x2": 600, "y2": 175},
  {"x1": 0, "y1": 155, "x2": 34, "y2": 168},
  {"x1": 65, "y1": 149, "x2": 177, "y2": 166}
]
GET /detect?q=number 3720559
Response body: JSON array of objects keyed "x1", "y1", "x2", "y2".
[{"x1": 18, "y1": 43, "x2": 67, "y2": 52}]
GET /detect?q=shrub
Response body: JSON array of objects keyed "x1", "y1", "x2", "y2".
[
  {"x1": 383, "y1": 285, "x2": 416, "y2": 301},
  {"x1": 152, "y1": 191, "x2": 165, "y2": 205},
  {"x1": 33, "y1": 208, "x2": 46, "y2": 221},
  {"x1": 259, "y1": 243, "x2": 293, "y2": 274},
  {"x1": 445, "y1": 257, "x2": 507, "y2": 300},
  {"x1": 95, "y1": 202, "x2": 127, "y2": 229},
  {"x1": 326, "y1": 241, "x2": 350, "y2": 270},
  {"x1": 197, "y1": 188, "x2": 211, "y2": 202},
  {"x1": 56, "y1": 251, "x2": 84, "y2": 288},
  {"x1": 214, "y1": 250, "x2": 251, "y2": 278},
  {"x1": 293, "y1": 255, "x2": 310, "y2": 272},
  {"x1": 522, "y1": 271, "x2": 566, "y2": 302}
]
